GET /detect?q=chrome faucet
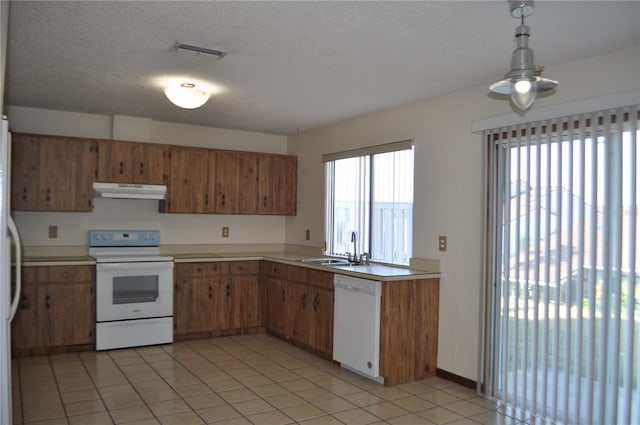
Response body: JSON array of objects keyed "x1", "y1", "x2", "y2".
[{"x1": 350, "y1": 231, "x2": 357, "y2": 261}]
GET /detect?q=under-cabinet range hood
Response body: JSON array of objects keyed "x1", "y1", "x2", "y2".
[{"x1": 93, "y1": 182, "x2": 166, "y2": 200}]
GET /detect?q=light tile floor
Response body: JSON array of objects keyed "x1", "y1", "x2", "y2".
[{"x1": 11, "y1": 334, "x2": 528, "y2": 425}]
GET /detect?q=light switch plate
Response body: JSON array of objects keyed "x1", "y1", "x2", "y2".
[
  {"x1": 48, "y1": 225, "x2": 58, "y2": 239},
  {"x1": 222, "y1": 226, "x2": 229, "y2": 238}
]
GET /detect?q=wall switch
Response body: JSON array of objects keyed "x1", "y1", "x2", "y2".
[
  {"x1": 48, "y1": 225, "x2": 58, "y2": 239},
  {"x1": 222, "y1": 226, "x2": 229, "y2": 238},
  {"x1": 438, "y1": 235, "x2": 447, "y2": 252},
  {"x1": 305, "y1": 229, "x2": 310, "y2": 240}
]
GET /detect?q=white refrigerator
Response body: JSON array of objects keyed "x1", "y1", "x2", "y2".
[{"x1": 0, "y1": 116, "x2": 23, "y2": 425}]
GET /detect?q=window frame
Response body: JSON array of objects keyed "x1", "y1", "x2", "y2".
[{"x1": 323, "y1": 140, "x2": 414, "y2": 266}]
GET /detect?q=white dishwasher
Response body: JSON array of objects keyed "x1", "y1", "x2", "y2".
[{"x1": 333, "y1": 274, "x2": 383, "y2": 382}]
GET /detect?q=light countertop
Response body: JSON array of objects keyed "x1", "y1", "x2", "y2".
[{"x1": 20, "y1": 249, "x2": 440, "y2": 282}]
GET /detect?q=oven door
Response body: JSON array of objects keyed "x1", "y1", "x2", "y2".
[{"x1": 96, "y1": 261, "x2": 173, "y2": 322}]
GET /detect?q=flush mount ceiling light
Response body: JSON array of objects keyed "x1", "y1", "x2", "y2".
[
  {"x1": 164, "y1": 83, "x2": 210, "y2": 109},
  {"x1": 489, "y1": 0, "x2": 558, "y2": 111}
]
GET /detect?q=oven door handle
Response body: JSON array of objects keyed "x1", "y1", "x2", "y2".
[{"x1": 96, "y1": 261, "x2": 174, "y2": 271}]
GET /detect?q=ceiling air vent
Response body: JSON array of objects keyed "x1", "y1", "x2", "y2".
[{"x1": 173, "y1": 43, "x2": 226, "y2": 59}]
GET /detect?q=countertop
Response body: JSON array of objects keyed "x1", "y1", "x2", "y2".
[{"x1": 21, "y1": 250, "x2": 440, "y2": 282}]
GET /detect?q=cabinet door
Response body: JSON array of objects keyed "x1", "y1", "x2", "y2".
[
  {"x1": 308, "y1": 287, "x2": 334, "y2": 355},
  {"x1": 11, "y1": 134, "x2": 40, "y2": 211},
  {"x1": 288, "y1": 281, "x2": 309, "y2": 344},
  {"x1": 258, "y1": 154, "x2": 297, "y2": 215},
  {"x1": 133, "y1": 143, "x2": 166, "y2": 184},
  {"x1": 11, "y1": 280, "x2": 39, "y2": 351},
  {"x1": 163, "y1": 147, "x2": 214, "y2": 213},
  {"x1": 216, "y1": 151, "x2": 258, "y2": 214},
  {"x1": 173, "y1": 273, "x2": 192, "y2": 336},
  {"x1": 39, "y1": 137, "x2": 97, "y2": 211},
  {"x1": 191, "y1": 277, "x2": 219, "y2": 333},
  {"x1": 97, "y1": 140, "x2": 133, "y2": 183},
  {"x1": 40, "y1": 282, "x2": 95, "y2": 347},
  {"x1": 230, "y1": 275, "x2": 261, "y2": 329},
  {"x1": 265, "y1": 277, "x2": 287, "y2": 334},
  {"x1": 212, "y1": 277, "x2": 231, "y2": 331}
]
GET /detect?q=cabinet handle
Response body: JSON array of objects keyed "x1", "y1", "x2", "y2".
[
  {"x1": 313, "y1": 294, "x2": 318, "y2": 311},
  {"x1": 139, "y1": 162, "x2": 144, "y2": 175},
  {"x1": 22, "y1": 187, "x2": 27, "y2": 201},
  {"x1": 46, "y1": 188, "x2": 51, "y2": 202},
  {"x1": 221, "y1": 194, "x2": 226, "y2": 207},
  {"x1": 205, "y1": 194, "x2": 209, "y2": 206},
  {"x1": 46, "y1": 294, "x2": 50, "y2": 310},
  {"x1": 119, "y1": 161, "x2": 124, "y2": 174},
  {"x1": 20, "y1": 294, "x2": 27, "y2": 309},
  {"x1": 263, "y1": 196, "x2": 267, "y2": 208},
  {"x1": 301, "y1": 293, "x2": 306, "y2": 308},
  {"x1": 226, "y1": 284, "x2": 231, "y2": 298},
  {"x1": 209, "y1": 286, "x2": 213, "y2": 299},
  {"x1": 281, "y1": 289, "x2": 285, "y2": 302}
]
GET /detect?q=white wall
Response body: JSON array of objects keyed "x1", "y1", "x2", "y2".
[
  {"x1": 0, "y1": 0, "x2": 9, "y2": 116},
  {"x1": 6, "y1": 106, "x2": 288, "y2": 247},
  {"x1": 286, "y1": 46, "x2": 640, "y2": 381}
]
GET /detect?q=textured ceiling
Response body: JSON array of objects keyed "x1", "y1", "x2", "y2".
[{"x1": 5, "y1": 1, "x2": 640, "y2": 135}]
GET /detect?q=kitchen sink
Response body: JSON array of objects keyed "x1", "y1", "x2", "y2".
[{"x1": 300, "y1": 258, "x2": 351, "y2": 266}]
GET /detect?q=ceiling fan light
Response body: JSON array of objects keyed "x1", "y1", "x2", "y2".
[{"x1": 164, "y1": 83, "x2": 210, "y2": 109}]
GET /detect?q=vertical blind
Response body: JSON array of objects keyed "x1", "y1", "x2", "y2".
[
  {"x1": 483, "y1": 105, "x2": 639, "y2": 424},
  {"x1": 324, "y1": 141, "x2": 413, "y2": 265}
]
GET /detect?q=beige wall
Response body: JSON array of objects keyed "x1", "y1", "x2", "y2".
[
  {"x1": 6, "y1": 105, "x2": 288, "y2": 247},
  {"x1": 286, "y1": 46, "x2": 640, "y2": 381}
]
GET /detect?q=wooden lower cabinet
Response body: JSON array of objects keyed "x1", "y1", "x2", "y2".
[
  {"x1": 263, "y1": 263, "x2": 334, "y2": 358},
  {"x1": 174, "y1": 261, "x2": 263, "y2": 340},
  {"x1": 230, "y1": 274, "x2": 262, "y2": 328},
  {"x1": 307, "y1": 286, "x2": 333, "y2": 355},
  {"x1": 11, "y1": 265, "x2": 95, "y2": 356},
  {"x1": 380, "y1": 278, "x2": 440, "y2": 385}
]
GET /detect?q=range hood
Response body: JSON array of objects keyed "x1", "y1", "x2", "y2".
[{"x1": 93, "y1": 182, "x2": 166, "y2": 200}]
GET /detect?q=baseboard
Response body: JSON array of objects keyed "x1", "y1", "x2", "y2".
[{"x1": 436, "y1": 368, "x2": 477, "y2": 389}]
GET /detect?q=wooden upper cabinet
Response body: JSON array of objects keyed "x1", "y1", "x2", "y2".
[
  {"x1": 11, "y1": 133, "x2": 97, "y2": 212},
  {"x1": 11, "y1": 134, "x2": 40, "y2": 211},
  {"x1": 215, "y1": 151, "x2": 259, "y2": 214},
  {"x1": 97, "y1": 140, "x2": 166, "y2": 184},
  {"x1": 11, "y1": 131, "x2": 297, "y2": 215},
  {"x1": 161, "y1": 147, "x2": 215, "y2": 213},
  {"x1": 258, "y1": 154, "x2": 297, "y2": 215}
]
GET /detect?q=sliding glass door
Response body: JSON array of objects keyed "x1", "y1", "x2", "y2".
[{"x1": 484, "y1": 106, "x2": 639, "y2": 424}]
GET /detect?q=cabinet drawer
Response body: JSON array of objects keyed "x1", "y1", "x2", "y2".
[
  {"x1": 262, "y1": 262, "x2": 287, "y2": 279},
  {"x1": 176, "y1": 261, "x2": 231, "y2": 278},
  {"x1": 174, "y1": 263, "x2": 193, "y2": 280},
  {"x1": 308, "y1": 269, "x2": 333, "y2": 290},
  {"x1": 287, "y1": 265, "x2": 309, "y2": 283},
  {"x1": 22, "y1": 266, "x2": 48, "y2": 283},
  {"x1": 48, "y1": 266, "x2": 94, "y2": 283},
  {"x1": 229, "y1": 261, "x2": 259, "y2": 275}
]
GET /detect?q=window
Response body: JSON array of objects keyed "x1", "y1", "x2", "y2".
[
  {"x1": 324, "y1": 141, "x2": 414, "y2": 265},
  {"x1": 482, "y1": 106, "x2": 639, "y2": 424}
]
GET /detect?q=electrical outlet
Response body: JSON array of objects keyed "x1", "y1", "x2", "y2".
[
  {"x1": 305, "y1": 229, "x2": 310, "y2": 240},
  {"x1": 48, "y1": 225, "x2": 58, "y2": 239},
  {"x1": 438, "y1": 236, "x2": 447, "y2": 252},
  {"x1": 222, "y1": 226, "x2": 229, "y2": 238}
]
